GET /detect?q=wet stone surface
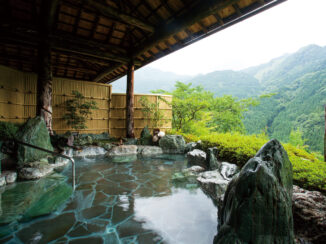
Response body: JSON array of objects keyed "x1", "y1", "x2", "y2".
[{"x1": 0, "y1": 155, "x2": 217, "y2": 244}]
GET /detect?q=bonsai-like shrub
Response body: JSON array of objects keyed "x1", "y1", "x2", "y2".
[
  {"x1": 139, "y1": 96, "x2": 165, "y2": 128},
  {"x1": 62, "y1": 90, "x2": 98, "y2": 130}
]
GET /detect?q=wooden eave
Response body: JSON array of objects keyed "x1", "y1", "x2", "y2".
[{"x1": 0, "y1": 0, "x2": 286, "y2": 83}]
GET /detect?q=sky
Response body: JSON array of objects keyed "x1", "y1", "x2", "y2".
[{"x1": 148, "y1": 0, "x2": 326, "y2": 76}]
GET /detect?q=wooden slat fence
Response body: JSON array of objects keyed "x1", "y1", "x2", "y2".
[{"x1": 0, "y1": 65, "x2": 172, "y2": 137}]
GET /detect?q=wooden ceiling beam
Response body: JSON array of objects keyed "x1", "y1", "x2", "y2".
[
  {"x1": 132, "y1": 0, "x2": 241, "y2": 59},
  {"x1": 83, "y1": 0, "x2": 155, "y2": 33},
  {"x1": 53, "y1": 43, "x2": 139, "y2": 65},
  {"x1": 93, "y1": 63, "x2": 122, "y2": 83},
  {"x1": 52, "y1": 31, "x2": 127, "y2": 54}
]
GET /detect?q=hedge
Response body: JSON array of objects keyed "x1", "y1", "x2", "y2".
[{"x1": 178, "y1": 132, "x2": 326, "y2": 192}]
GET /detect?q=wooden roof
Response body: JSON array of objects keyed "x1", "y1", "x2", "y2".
[{"x1": 0, "y1": 0, "x2": 286, "y2": 84}]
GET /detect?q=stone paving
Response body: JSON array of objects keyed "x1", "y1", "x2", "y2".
[{"x1": 0, "y1": 155, "x2": 217, "y2": 244}]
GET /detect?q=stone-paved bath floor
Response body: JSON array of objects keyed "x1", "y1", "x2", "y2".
[{"x1": 0, "y1": 155, "x2": 217, "y2": 244}]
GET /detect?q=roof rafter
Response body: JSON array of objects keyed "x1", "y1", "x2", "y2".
[
  {"x1": 83, "y1": 0, "x2": 155, "y2": 33},
  {"x1": 132, "y1": 0, "x2": 241, "y2": 59}
]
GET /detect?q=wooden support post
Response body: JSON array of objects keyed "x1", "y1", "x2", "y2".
[
  {"x1": 126, "y1": 62, "x2": 135, "y2": 138},
  {"x1": 36, "y1": 0, "x2": 58, "y2": 134},
  {"x1": 324, "y1": 105, "x2": 326, "y2": 162},
  {"x1": 37, "y1": 40, "x2": 53, "y2": 134}
]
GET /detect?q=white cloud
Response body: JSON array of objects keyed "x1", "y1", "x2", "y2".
[{"x1": 148, "y1": 0, "x2": 326, "y2": 75}]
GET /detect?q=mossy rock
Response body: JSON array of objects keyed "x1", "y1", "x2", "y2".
[{"x1": 16, "y1": 117, "x2": 53, "y2": 166}]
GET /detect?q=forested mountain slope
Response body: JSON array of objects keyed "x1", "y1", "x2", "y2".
[
  {"x1": 243, "y1": 45, "x2": 326, "y2": 152},
  {"x1": 187, "y1": 70, "x2": 261, "y2": 98}
]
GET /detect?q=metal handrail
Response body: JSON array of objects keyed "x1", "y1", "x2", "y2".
[{"x1": 12, "y1": 139, "x2": 76, "y2": 190}]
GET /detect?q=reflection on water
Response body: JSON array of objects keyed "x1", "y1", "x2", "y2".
[
  {"x1": 135, "y1": 188, "x2": 217, "y2": 244},
  {"x1": 0, "y1": 155, "x2": 217, "y2": 244}
]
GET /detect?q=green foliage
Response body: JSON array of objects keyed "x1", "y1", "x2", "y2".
[
  {"x1": 153, "y1": 81, "x2": 257, "y2": 135},
  {"x1": 172, "y1": 131, "x2": 326, "y2": 192},
  {"x1": 62, "y1": 90, "x2": 98, "y2": 130},
  {"x1": 154, "y1": 82, "x2": 213, "y2": 132},
  {"x1": 139, "y1": 96, "x2": 165, "y2": 128},
  {"x1": 0, "y1": 121, "x2": 20, "y2": 139},
  {"x1": 289, "y1": 128, "x2": 307, "y2": 149}
]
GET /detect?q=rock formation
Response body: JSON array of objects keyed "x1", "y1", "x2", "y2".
[
  {"x1": 215, "y1": 139, "x2": 294, "y2": 244},
  {"x1": 159, "y1": 135, "x2": 186, "y2": 154}
]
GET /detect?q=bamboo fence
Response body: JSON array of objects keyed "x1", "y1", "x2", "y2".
[{"x1": 0, "y1": 65, "x2": 172, "y2": 137}]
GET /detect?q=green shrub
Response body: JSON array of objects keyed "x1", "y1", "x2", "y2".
[
  {"x1": 174, "y1": 131, "x2": 326, "y2": 192},
  {"x1": 62, "y1": 90, "x2": 98, "y2": 130},
  {"x1": 0, "y1": 121, "x2": 21, "y2": 140}
]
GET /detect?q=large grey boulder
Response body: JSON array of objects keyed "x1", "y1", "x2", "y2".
[
  {"x1": 197, "y1": 170, "x2": 229, "y2": 206},
  {"x1": 107, "y1": 145, "x2": 138, "y2": 156},
  {"x1": 16, "y1": 117, "x2": 53, "y2": 166},
  {"x1": 187, "y1": 149, "x2": 207, "y2": 169},
  {"x1": 215, "y1": 139, "x2": 294, "y2": 244},
  {"x1": 159, "y1": 135, "x2": 186, "y2": 154},
  {"x1": 220, "y1": 162, "x2": 238, "y2": 181}
]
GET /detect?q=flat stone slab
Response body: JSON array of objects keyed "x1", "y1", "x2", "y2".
[
  {"x1": 107, "y1": 145, "x2": 138, "y2": 156},
  {"x1": 73, "y1": 146, "x2": 107, "y2": 157},
  {"x1": 138, "y1": 146, "x2": 163, "y2": 156}
]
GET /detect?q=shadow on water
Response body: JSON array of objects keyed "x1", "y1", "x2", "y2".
[{"x1": 0, "y1": 154, "x2": 217, "y2": 244}]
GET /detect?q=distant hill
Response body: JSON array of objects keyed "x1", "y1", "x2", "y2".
[
  {"x1": 188, "y1": 70, "x2": 261, "y2": 98},
  {"x1": 112, "y1": 66, "x2": 191, "y2": 93},
  {"x1": 113, "y1": 67, "x2": 262, "y2": 98},
  {"x1": 243, "y1": 44, "x2": 326, "y2": 152}
]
